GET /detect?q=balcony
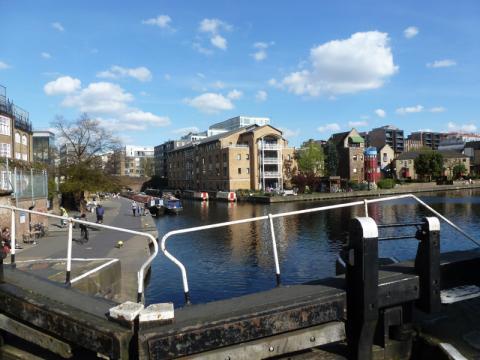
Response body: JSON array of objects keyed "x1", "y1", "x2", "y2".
[
  {"x1": 262, "y1": 171, "x2": 281, "y2": 178},
  {"x1": 262, "y1": 144, "x2": 280, "y2": 150},
  {"x1": 262, "y1": 157, "x2": 280, "y2": 164}
]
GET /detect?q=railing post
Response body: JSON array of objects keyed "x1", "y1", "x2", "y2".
[
  {"x1": 268, "y1": 214, "x2": 281, "y2": 286},
  {"x1": 346, "y1": 217, "x2": 379, "y2": 360},
  {"x1": 363, "y1": 199, "x2": 368, "y2": 217},
  {"x1": 414, "y1": 217, "x2": 441, "y2": 313},
  {"x1": 10, "y1": 209, "x2": 15, "y2": 266},
  {"x1": 65, "y1": 220, "x2": 73, "y2": 285}
]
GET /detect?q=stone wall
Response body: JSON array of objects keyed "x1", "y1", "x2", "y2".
[{"x1": 0, "y1": 194, "x2": 48, "y2": 238}]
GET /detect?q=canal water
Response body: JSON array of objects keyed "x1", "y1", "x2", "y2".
[{"x1": 145, "y1": 189, "x2": 480, "y2": 306}]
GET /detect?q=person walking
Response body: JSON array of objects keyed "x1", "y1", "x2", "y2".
[
  {"x1": 60, "y1": 206, "x2": 68, "y2": 227},
  {"x1": 131, "y1": 201, "x2": 138, "y2": 217},
  {"x1": 79, "y1": 213, "x2": 89, "y2": 243},
  {"x1": 96, "y1": 204, "x2": 105, "y2": 224}
]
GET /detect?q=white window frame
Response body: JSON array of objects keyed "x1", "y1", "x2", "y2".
[
  {"x1": 0, "y1": 143, "x2": 11, "y2": 158},
  {"x1": 0, "y1": 115, "x2": 11, "y2": 136},
  {"x1": 15, "y1": 132, "x2": 20, "y2": 143},
  {"x1": 22, "y1": 153, "x2": 28, "y2": 161}
]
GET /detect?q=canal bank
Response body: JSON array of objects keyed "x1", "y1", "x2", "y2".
[
  {"x1": 242, "y1": 181, "x2": 480, "y2": 203},
  {"x1": 8, "y1": 197, "x2": 157, "y2": 303}
]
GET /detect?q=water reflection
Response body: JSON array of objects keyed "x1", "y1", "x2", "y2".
[{"x1": 146, "y1": 190, "x2": 480, "y2": 306}]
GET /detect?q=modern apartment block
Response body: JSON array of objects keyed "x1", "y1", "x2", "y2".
[
  {"x1": 438, "y1": 133, "x2": 480, "y2": 152},
  {"x1": 167, "y1": 124, "x2": 295, "y2": 191},
  {"x1": 404, "y1": 138, "x2": 423, "y2": 152},
  {"x1": 0, "y1": 85, "x2": 33, "y2": 162},
  {"x1": 329, "y1": 129, "x2": 365, "y2": 183},
  {"x1": 409, "y1": 131, "x2": 445, "y2": 150},
  {"x1": 32, "y1": 131, "x2": 56, "y2": 165},
  {"x1": 154, "y1": 140, "x2": 190, "y2": 178},
  {"x1": 368, "y1": 125, "x2": 405, "y2": 154},
  {"x1": 209, "y1": 116, "x2": 270, "y2": 131},
  {"x1": 107, "y1": 145, "x2": 154, "y2": 177}
]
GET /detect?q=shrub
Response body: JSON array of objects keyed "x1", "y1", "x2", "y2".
[{"x1": 377, "y1": 178, "x2": 396, "y2": 189}]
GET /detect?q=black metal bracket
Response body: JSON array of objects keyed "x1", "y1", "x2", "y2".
[
  {"x1": 414, "y1": 217, "x2": 441, "y2": 313},
  {"x1": 346, "y1": 217, "x2": 379, "y2": 360}
]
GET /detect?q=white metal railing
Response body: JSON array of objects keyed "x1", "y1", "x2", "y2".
[
  {"x1": 262, "y1": 171, "x2": 281, "y2": 177},
  {"x1": 263, "y1": 158, "x2": 280, "y2": 164},
  {"x1": 0, "y1": 204, "x2": 158, "y2": 303},
  {"x1": 262, "y1": 144, "x2": 280, "y2": 150},
  {"x1": 160, "y1": 193, "x2": 480, "y2": 305}
]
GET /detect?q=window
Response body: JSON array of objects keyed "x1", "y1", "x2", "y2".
[
  {"x1": 246, "y1": 168, "x2": 250, "y2": 174},
  {"x1": 15, "y1": 152, "x2": 21, "y2": 159},
  {"x1": 237, "y1": 154, "x2": 241, "y2": 160},
  {"x1": 15, "y1": 132, "x2": 20, "y2": 143},
  {"x1": 287, "y1": 154, "x2": 291, "y2": 161},
  {"x1": 353, "y1": 155, "x2": 357, "y2": 161},
  {"x1": 383, "y1": 153, "x2": 387, "y2": 162},
  {"x1": 246, "y1": 154, "x2": 250, "y2": 160},
  {"x1": 223, "y1": 153, "x2": 227, "y2": 161},
  {"x1": 22, "y1": 153, "x2": 28, "y2": 161},
  {"x1": 238, "y1": 168, "x2": 242, "y2": 174},
  {"x1": 353, "y1": 168, "x2": 357, "y2": 173},
  {"x1": 223, "y1": 167, "x2": 227, "y2": 176},
  {"x1": 0, "y1": 116, "x2": 10, "y2": 136},
  {"x1": 0, "y1": 143, "x2": 10, "y2": 158}
]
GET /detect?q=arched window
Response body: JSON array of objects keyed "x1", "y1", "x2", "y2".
[
  {"x1": 22, "y1": 134, "x2": 27, "y2": 145},
  {"x1": 15, "y1": 132, "x2": 20, "y2": 143}
]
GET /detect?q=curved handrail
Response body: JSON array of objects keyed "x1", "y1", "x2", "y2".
[{"x1": 160, "y1": 193, "x2": 479, "y2": 305}]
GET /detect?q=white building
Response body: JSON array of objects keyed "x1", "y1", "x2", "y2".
[{"x1": 209, "y1": 116, "x2": 270, "y2": 131}]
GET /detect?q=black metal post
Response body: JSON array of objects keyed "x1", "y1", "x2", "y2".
[
  {"x1": 346, "y1": 217, "x2": 379, "y2": 360},
  {"x1": 415, "y1": 217, "x2": 441, "y2": 313}
]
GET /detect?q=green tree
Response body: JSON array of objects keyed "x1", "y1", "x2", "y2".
[
  {"x1": 453, "y1": 163, "x2": 467, "y2": 179},
  {"x1": 324, "y1": 142, "x2": 339, "y2": 176},
  {"x1": 414, "y1": 151, "x2": 443, "y2": 181},
  {"x1": 297, "y1": 141, "x2": 325, "y2": 175}
]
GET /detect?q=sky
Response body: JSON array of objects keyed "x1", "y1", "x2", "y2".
[{"x1": 1, "y1": 0, "x2": 480, "y2": 147}]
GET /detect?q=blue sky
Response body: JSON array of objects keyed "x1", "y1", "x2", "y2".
[{"x1": 1, "y1": 0, "x2": 480, "y2": 147}]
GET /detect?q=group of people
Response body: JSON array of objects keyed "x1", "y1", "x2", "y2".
[{"x1": 131, "y1": 201, "x2": 147, "y2": 217}]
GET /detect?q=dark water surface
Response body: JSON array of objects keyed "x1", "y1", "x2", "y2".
[{"x1": 145, "y1": 189, "x2": 480, "y2": 306}]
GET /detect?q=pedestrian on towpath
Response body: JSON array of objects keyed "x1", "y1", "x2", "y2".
[
  {"x1": 60, "y1": 206, "x2": 68, "y2": 227},
  {"x1": 96, "y1": 204, "x2": 105, "y2": 224},
  {"x1": 131, "y1": 201, "x2": 138, "y2": 217},
  {"x1": 79, "y1": 213, "x2": 89, "y2": 243}
]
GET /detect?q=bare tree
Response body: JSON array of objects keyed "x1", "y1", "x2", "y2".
[{"x1": 52, "y1": 113, "x2": 121, "y2": 166}]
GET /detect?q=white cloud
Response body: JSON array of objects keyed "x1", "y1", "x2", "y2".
[
  {"x1": 251, "y1": 42, "x2": 273, "y2": 62},
  {"x1": 211, "y1": 81, "x2": 225, "y2": 89},
  {"x1": 62, "y1": 82, "x2": 133, "y2": 113},
  {"x1": 97, "y1": 65, "x2": 152, "y2": 82},
  {"x1": 44, "y1": 76, "x2": 81, "y2": 95},
  {"x1": 186, "y1": 92, "x2": 234, "y2": 113},
  {"x1": 164, "y1": 73, "x2": 171, "y2": 81},
  {"x1": 197, "y1": 18, "x2": 232, "y2": 53},
  {"x1": 124, "y1": 111, "x2": 170, "y2": 126},
  {"x1": 227, "y1": 89, "x2": 243, "y2": 100},
  {"x1": 142, "y1": 15, "x2": 172, "y2": 29},
  {"x1": 317, "y1": 123, "x2": 341, "y2": 133},
  {"x1": 41, "y1": 52, "x2": 51, "y2": 59},
  {"x1": 199, "y1": 18, "x2": 232, "y2": 34},
  {"x1": 375, "y1": 109, "x2": 386, "y2": 118},
  {"x1": 404, "y1": 26, "x2": 419, "y2": 39},
  {"x1": 281, "y1": 31, "x2": 398, "y2": 97},
  {"x1": 172, "y1": 126, "x2": 200, "y2": 135},
  {"x1": 193, "y1": 43, "x2": 213, "y2": 55},
  {"x1": 256, "y1": 90, "x2": 268, "y2": 102},
  {"x1": 427, "y1": 59, "x2": 457, "y2": 68},
  {"x1": 430, "y1": 107, "x2": 446, "y2": 113},
  {"x1": 51, "y1": 22, "x2": 64, "y2": 32},
  {"x1": 447, "y1": 122, "x2": 477, "y2": 133},
  {"x1": 348, "y1": 121, "x2": 368, "y2": 128},
  {"x1": 279, "y1": 127, "x2": 300, "y2": 138},
  {"x1": 211, "y1": 35, "x2": 227, "y2": 50},
  {"x1": 268, "y1": 78, "x2": 278, "y2": 86},
  {"x1": 396, "y1": 105, "x2": 423, "y2": 115},
  {"x1": 0, "y1": 61, "x2": 10, "y2": 70}
]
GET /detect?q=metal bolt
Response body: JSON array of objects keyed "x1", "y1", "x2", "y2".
[
  {"x1": 310, "y1": 336, "x2": 316, "y2": 342},
  {"x1": 269, "y1": 346, "x2": 274, "y2": 352}
]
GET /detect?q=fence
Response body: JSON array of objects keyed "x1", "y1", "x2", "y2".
[
  {"x1": 0, "y1": 165, "x2": 48, "y2": 200},
  {"x1": 159, "y1": 193, "x2": 480, "y2": 305},
  {"x1": 0, "y1": 204, "x2": 158, "y2": 303}
]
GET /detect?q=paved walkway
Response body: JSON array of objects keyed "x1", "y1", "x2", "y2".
[{"x1": 9, "y1": 197, "x2": 158, "y2": 302}]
